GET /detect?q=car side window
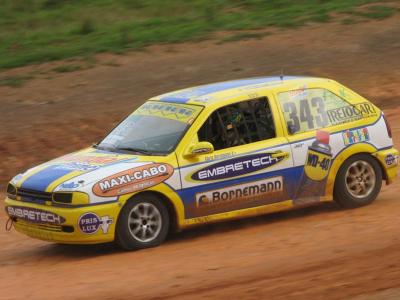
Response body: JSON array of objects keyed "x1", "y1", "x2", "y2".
[
  {"x1": 278, "y1": 88, "x2": 365, "y2": 134},
  {"x1": 198, "y1": 97, "x2": 276, "y2": 151}
]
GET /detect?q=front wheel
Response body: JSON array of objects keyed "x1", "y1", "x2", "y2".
[
  {"x1": 115, "y1": 194, "x2": 170, "y2": 250},
  {"x1": 334, "y1": 154, "x2": 382, "y2": 208}
]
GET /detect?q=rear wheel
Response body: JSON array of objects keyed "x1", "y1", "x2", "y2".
[
  {"x1": 116, "y1": 194, "x2": 170, "y2": 250},
  {"x1": 334, "y1": 154, "x2": 382, "y2": 208}
]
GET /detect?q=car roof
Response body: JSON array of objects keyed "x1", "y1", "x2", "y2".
[{"x1": 150, "y1": 76, "x2": 332, "y2": 106}]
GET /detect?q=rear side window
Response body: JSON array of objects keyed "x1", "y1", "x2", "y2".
[
  {"x1": 278, "y1": 88, "x2": 377, "y2": 134},
  {"x1": 198, "y1": 97, "x2": 276, "y2": 150}
]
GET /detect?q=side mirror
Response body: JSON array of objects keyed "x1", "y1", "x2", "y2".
[{"x1": 185, "y1": 142, "x2": 214, "y2": 157}]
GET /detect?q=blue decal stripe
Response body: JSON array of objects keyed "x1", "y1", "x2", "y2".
[
  {"x1": 20, "y1": 165, "x2": 73, "y2": 191},
  {"x1": 159, "y1": 77, "x2": 302, "y2": 103}
]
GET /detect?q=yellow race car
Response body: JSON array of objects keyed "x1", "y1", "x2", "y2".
[{"x1": 5, "y1": 76, "x2": 399, "y2": 250}]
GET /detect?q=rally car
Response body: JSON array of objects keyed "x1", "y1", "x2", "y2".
[{"x1": 5, "y1": 76, "x2": 398, "y2": 250}]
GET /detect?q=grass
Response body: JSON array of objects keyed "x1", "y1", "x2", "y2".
[
  {"x1": 52, "y1": 64, "x2": 82, "y2": 73},
  {"x1": 0, "y1": 0, "x2": 398, "y2": 70},
  {"x1": 219, "y1": 32, "x2": 270, "y2": 43},
  {"x1": 0, "y1": 75, "x2": 34, "y2": 87}
]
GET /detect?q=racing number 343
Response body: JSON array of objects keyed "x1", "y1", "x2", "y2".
[{"x1": 283, "y1": 97, "x2": 329, "y2": 133}]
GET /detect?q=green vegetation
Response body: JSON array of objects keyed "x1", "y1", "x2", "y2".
[
  {"x1": 0, "y1": 75, "x2": 34, "y2": 87},
  {"x1": 52, "y1": 64, "x2": 82, "y2": 73},
  {"x1": 219, "y1": 32, "x2": 269, "y2": 43},
  {"x1": 0, "y1": 0, "x2": 398, "y2": 70}
]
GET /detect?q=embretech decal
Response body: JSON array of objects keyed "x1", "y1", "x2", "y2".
[
  {"x1": 190, "y1": 152, "x2": 287, "y2": 181},
  {"x1": 92, "y1": 163, "x2": 174, "y2": 197},
  {"x1": 6, "y1": 206, "x2": 66, "y2": 225}
]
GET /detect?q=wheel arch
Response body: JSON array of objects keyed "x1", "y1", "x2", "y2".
[
  {"x1": 326, "y1": 143, "x2": 380, "y2": 198},
  {"x1": 117, "y1": 188, "x2": 184, "y2": 233}
]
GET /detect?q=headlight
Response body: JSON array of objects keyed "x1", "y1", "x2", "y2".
[
  {"x1": 52, "y1": 193, "x2": 73, "y2": 204},
  {"x1": 52, "y1": 192, "x2": 89, "y2": 205},
  {"x1": 6, "y1": 183, "x2": 17, "y2": 200}
]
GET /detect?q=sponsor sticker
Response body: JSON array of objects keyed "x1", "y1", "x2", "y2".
[
  {"x1": 92, "y1": 163, "x2": 174, "y2": 197},
  {"x1": 385, "y1": 154, "x2": 396, "y2": 166},
  {"x1": 136, "y1": 102, "x2": 202, "y2": 123},
  {"x1": 342, "y1": 128, "x2": 369, "y2": 145},
  {"x1": 195, "y1": 177, "x2": 283, "y2": 208},
  {"x1": 78, "y1": 213, "x2": 113, "y2": 234},
  {"x1": 52, "y1": 153, "x2": 125, "y2": 171},
  {"x1": 60, "y1": 181, "x2": 82, "y2": 189},
  {"x1": 327, "y1": 102, "x2": 377, "y2": 125},
  {"x1": 6, "y1": 206, "x2": 66, "y2": 225},
  {"x1": 288, "y1": 85, "x2": 308, "y2": 99},
  {"x1": 191, "y1": 152, "x2": 287, "y2": 181}
]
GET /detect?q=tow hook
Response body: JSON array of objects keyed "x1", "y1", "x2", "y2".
[{"x1": 5, "y1": 217, "x2": 15, "y2": 232}]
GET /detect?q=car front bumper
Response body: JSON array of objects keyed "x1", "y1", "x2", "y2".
[{"x1": 4, "y1": 197, "x2": 121, "y2": 244}]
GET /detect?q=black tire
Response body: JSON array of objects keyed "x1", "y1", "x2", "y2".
[
  {"x1": 334, "y1": 154, "x2": 382, "y2": 208},
  {"x1": 115, "y1": 194, "x2": 170, "y2": 250}
]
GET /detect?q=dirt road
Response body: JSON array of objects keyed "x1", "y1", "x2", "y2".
[{"x1": 0, "y1": 15, "x2": 400, "y2": 300}]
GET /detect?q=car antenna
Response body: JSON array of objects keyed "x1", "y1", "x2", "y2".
[{"x1": 280, "y1": 69, "x2": 284, "y2": 81}]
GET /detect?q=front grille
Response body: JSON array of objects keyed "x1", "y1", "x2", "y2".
[
  {"x1": 15, "y1": 220, "x2": 63, "y2": 232},
  {"x1": 17, "y1": 188, "x2": 52, "y2": 204}
]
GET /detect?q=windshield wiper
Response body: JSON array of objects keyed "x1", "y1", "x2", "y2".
[{"x1": 115, "y1": 147, "x2": 154, "y2": 155}]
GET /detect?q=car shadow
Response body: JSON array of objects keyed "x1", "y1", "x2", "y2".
[{"x1": 35, "y1": 201, "x2": 340, "y2": 259}]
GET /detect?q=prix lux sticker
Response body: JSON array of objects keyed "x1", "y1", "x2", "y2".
[
  {"x1": 92, "y1": 163, "x2": 174, "y2": 197},
  {"x1": 78, "y1": 213, "x2": 113, "y2": 234}
]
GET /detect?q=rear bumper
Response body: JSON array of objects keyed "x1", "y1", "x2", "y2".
[
  {"x1": 4, "y1": 198, "x2": 120, "y2": 244},
  {"x1": 373, "y1": 147, "x2": 399, "y2": 184}
]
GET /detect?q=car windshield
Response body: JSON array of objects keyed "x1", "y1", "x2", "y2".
[{"x1": 97, "y1": 101, "x2": 203, "y2": 155}]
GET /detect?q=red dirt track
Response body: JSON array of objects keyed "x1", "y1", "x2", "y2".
[{"x1": 1, "y1": 15, "x2": 400, "y2": 300}]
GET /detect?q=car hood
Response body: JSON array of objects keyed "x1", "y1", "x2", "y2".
[{"x1": 14, "y1": 148, "x2": 144, "y2": 192}]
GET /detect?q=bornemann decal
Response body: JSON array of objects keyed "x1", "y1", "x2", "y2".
[
  {"x1": 6, "y1": 206, "x2": 66, "y2": 225},
  {"x1": 191, "y1": 152, "x2": 287, "y2": 181},
  {"x1": 92, "y1": 163, "x2": 174, "y2": 197},
  {"x1": 196, "y1": 177, "x2": 283, "y2": 208}
]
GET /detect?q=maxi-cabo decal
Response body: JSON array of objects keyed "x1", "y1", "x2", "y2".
[
  {"x1": 6, "y1": 206, "x2": 66, "y2": 225},
  {"x1": 92, "y1": 163, "x2": 174, "y2": 197},
  {"x1": 191, "y1": 152, "x2": 287, "y2": 181},
  {"x1": 196, "y1": 177, "x2": 283, "y2": 208}
]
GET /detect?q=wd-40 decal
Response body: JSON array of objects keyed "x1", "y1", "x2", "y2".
[
  {"x1": 294, "y1": 130, "x2": 332, "y2": 204},
  {"x1": 6, "y1": 206, "x2": 66, "y2": 225},
  {"x1": 92, "y1": 163, "x2": 174, "y2": 197},
  {"x1": 342, "y1": 128, "x2": 369, "y2": 145},
  {"x1": 190, "y1": 152, "x2": 288, "y2": 181}
]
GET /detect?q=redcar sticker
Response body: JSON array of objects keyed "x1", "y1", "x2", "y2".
[
  {"x1": 6, "y1": 206, "x2": 66, "y2": 225},
  {"x1": 92, "y1": 163, "x2": 174, "y2": 197}
]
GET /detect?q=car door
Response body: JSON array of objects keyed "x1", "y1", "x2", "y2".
[{"x1": 176, "y1": 96, "x2": 295, "y2": 220}]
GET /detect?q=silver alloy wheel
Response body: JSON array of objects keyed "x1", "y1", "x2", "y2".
[
  {"x1": 345, "y1": 160, "x2": 376, "y2": 199},
  {"x1": 128, "y1": 202, "x2": 162, "y2": 243}
]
